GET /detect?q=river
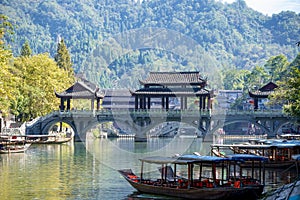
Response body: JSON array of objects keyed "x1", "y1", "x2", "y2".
[{"x1": 0, "y1": 137, "x2": 298, "y2": 199}]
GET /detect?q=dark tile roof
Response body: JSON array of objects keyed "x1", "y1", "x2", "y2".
[
  {"x1": 139, "y1": 71, "x2": 207, "y2": 86},
  {"x1": 259, "y1": 82, "x2": 278, "y2": 92},
  {"x1": 55, "y1": 81, "x2": 104, "y2": 99},
  {"x1": 249, "y1": 82, "x2": 278, "y2": 98},
  {"x1": 249, "y1": 90, "x2": 273, "y2": 98},
  {"x1": 131, "y1": 87, "x2": 211, "y2": 97}
]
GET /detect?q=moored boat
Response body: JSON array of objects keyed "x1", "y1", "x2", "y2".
[
  {"x1": 25, "y1": 134, "x2": 72, "y2": 144},
  {"x1": 0, "y1": 136, "x2": 31, "y2": 154},
  {"x1": 211, "y1": 142, "x2": 300, "y2": 168},
  {"x1": 278, "y1": 134, "x2": 300, "y2": 140},
  {"x1": 119, "y1": 154, "x2": 267, "y2": 200}
]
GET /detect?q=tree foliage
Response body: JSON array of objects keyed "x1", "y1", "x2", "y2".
[
  {"x1": 0, "y1": 15, "x2": 74, "y2": 121},
  {"x1": 0, "y1": 0, "x2": 299, "y2": 89},
  {"x1": 264, "y1": 54, "x2": 289, "y2": 82},
  {"x1": 20, "y1": 40, "x2": 32, "y2": 57},
  {"x1": 270, "y1": 53, "x2": 300, "y2": 117},
  {"x1": 11, "y1": 53, "x2": 74, "y2": 121},
  {"x1": 0, "y1": 15, "x2": 14, "y2": 117},
  {"x1": 54, "y1": 39, "x2": 73, "y2": 76}
]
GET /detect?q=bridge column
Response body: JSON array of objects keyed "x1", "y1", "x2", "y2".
[
  {"x1": 67, "y1": 99, "x2": 71, "y2": 110},
  {"x1": 135, "y1": 96, "x2": 138, "y2": 109},
  {"x1": 207, "y1": 96, "x2": 211, "y2": 110},
  {"x1": 60, "y1": 98, "x2": 65, "y2": 111},
  {"x1": 199, "y1": 97, "x2": 203, "y2": 110},
  {"x1": 91, "y1": 98, "x2": 95, "y2": 110},
  {"x1": 254, "y1": 97, "x2": 259, "y2": 110},
  {"x1": 166, "y1": 97, "x2": 169, "y2": 110},
  {"x1": 97, "y1": 99, "x2": 101, "y2": 110},
  {"x1": 181, "y1": 97, "x2": 187, "y2": 110},
  {"x1": 139, "y1": 97, "x2": 143, "y2": 109},
  {"x1": 180, "y1": 97, "x2": 183, "y2": 110},
  {"x1": 147, "y1": 97, "x2": 151, "y2": 109},
  {"x1": 143, "y1": 97, "x2": 147, "y2": 109},
  {"x1": 134, "y1": 120, "x2": 148, "y2": 142}
]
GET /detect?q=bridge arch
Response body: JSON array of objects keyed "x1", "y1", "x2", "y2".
[
  {"x1": 210, "y1": 119, "x2": 270, "y2": 136},
  {"x1": 78, "y1": 118, "x2": 118, "y2": 141},
  {"x1": 273, "y1": 120, "x2": 300, "y2": 136},
  {"x1": 41, "y1": 118, "x2": 78, "y2": 135}
]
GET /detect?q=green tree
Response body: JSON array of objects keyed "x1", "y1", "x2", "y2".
[
  {"x1": 289, "y1": 53, "x2": 300, "y2": 68},
  {"x1": 0, "y1": 15, "x2": 13, "y2": 48},
  {"x1": 270, "y1": 53, "x2": 300, "y2": 117},
  {"x1": 244, "y1": 66, "x2": 269, "y2": 91},
  {"x1": 11, "y1": 53, "x2": 73, "y2": 121},
  {"x1": 54, "y1": 39, "x2": 73, "y2": 76},
  {"x1": 0, "y1": 15, "x2": 14, "y2": 117},
  {"x1": 281, "y1": 66, "x2": 300, "y2": 117},
  {"x1": 264, "y1": 54, "x2": 289, "y2": 82},
  {"x1": 222, "y1": 69, "x2": 250, "y2": 90},
  {"x1": 20, "y1": 40, "x2": 32, "y2": 57}
]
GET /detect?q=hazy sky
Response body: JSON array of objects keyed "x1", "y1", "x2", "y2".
[{"x1": 218, "y1": 0, "x2": 300, "y2": 15}]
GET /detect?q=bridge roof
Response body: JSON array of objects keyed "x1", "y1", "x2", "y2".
[
  {"x1": 139, "y1": 71, "x2": 207, "y2": 86},
  {"x1": 55, "y1": 81, "x2": 104, "y2": 99},
  {"x1": 248, "y1": 90, "x2": 273, "y2": 98},
  {"x1": 248, "y1": 82, "x2": 278, "y2": 98},
  {"x1": 131, "y1": 87, "x2": 212, "y2": 97},
  {"x1": 259, "y1": 82, "x2": 278, "y2": 92}
]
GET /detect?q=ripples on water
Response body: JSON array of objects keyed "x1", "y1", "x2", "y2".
[{"x1": 0, "y1": 137, "x2": 298, "y2": 200}]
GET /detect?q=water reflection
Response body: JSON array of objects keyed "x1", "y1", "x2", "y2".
[{"x1": 0, "y1": 138, "x2": 298, "y2": 200}]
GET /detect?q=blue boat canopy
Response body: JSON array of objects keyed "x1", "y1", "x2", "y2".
[
  {"x1": 177, "y1": 155, "x2": 230, "y2": 163},
  {"x1": 140, "y1": 154, "x2": 268, "y2": 165},
  {"x1": 227, "y1": 154, "x2": 268, "y2": 162},
  {"x1": 140, "y1": 155, "x2": 231, "y2": 164}
]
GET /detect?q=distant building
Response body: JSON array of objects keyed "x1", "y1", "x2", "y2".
[
  {"x1": 215, "y1": 90, "x2": 243, "y2": 109},
  {"x1": 102, "y1": 89, "x2": 134, "y2": 110},
  {"x1": 248, "y1": 82, "x2": 279, "y2": 110}
]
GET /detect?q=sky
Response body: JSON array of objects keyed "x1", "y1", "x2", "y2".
[{"x1": 218, "y1": 0, "x2": 300, "y2": 15}]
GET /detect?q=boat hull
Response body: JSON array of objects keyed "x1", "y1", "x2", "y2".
[
  {"x1": 119, "y1": 170, "x2": 263, "y2": 200},
  {"x1": 0, "y1": 143, "x2": 31, "y2": 154},
  {"x1": 28, "y1": 138, "x2": 72, "y2": 144}
]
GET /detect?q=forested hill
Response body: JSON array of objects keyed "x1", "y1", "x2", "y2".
[{"x1": 1, "y1": 0, "x2": 299, "y2": 89}]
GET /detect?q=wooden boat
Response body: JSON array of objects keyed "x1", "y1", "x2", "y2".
[
  {"x1": 211, "y1": 142, "x2": 300, "y2": 168},
  {"x1": 25, "y1": 134, "x2": 72, "y2": 144},
  {"x1": 278, "y1": 134, "x2": 300, "y2": 140},
  {"x1": 119, "y1": 154, "x2": 267, "y2": 200},
  {"x1": 0, "y1": 136, "x2": 31, "y2": 154}
]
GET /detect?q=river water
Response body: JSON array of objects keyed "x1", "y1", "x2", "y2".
[{"x1": 0, "y1": 137, "x2": 298, "y2": 200}]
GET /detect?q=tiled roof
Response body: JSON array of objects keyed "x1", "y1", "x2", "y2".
[
  {"x1": 259, "y1": 82, "x2": 278, "y2": 92},
  {"x1": 55, "y1": 81, "x2": 104, "y2": 99},
  {"x1": 249, "y1": 82, "x2": 278, "y2": 98},
  {"x1": 131, "y1": 87, "x2": 211, "y2": 97},
  {"x1": 139, "y1": 72, "x2": 207, "y2": 86},
  {"x1": 249, "y1": 90, "x2": 273, "y2": 98}
]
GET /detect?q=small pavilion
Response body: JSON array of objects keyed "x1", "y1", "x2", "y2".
[
  {"x1": 130, "y1": 71, "x2": 214, "y2": 110},
  {"x1": 55, "y1": 79, "x2": 104, "y2": 111},
  {"x1": 248, "y1": 82, "x2": 278, "y2": 110}
]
